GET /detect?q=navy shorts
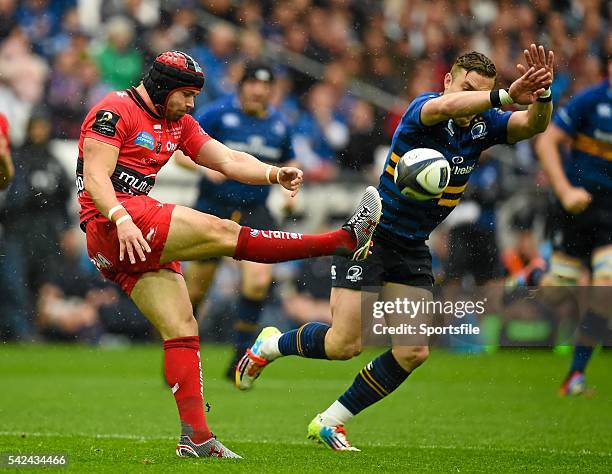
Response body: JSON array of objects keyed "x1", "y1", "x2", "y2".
[
  {"x1": 549, "y1": 197, "x2": 612, "y2": 265},
  {"x1": 331, "y1": 228, "x2": 434, "y2": 290}
]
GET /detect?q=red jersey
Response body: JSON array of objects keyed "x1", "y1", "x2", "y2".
[
  {"x1": 0, "y1": 112, "x2": 9, "y2": 144},
  {"x1": 77, "y1": 87, "x2": 210, "y2": 227}
]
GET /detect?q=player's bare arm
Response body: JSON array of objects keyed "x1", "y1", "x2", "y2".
[
  {"x1": 421, "y1": 53, "x2": 552, "y2": 126},
  {"x1": 173, "y1": 149, "x2": 227, "y2": 183},
  {"x1": 535, "y1": 123, "x2": 592, "y2": 214},
  {"x1": 82, "y1": 137, "x2": 151, "y2": 264},
  {"x1": 194, "y1": 138, "x2": 304, "y2": 197},
  {"x1": 507, "y1": 44, "x2": 555, "y2": 142},
  {"x1": 0, "y1": 133, "x2": 14, "y2": 189}
]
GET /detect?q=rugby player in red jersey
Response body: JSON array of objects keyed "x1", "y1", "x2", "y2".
[
  {"x1": 77, "y1": 51, "x2": 381, "y2": 458},
  {"x1": 0, "y1": 112, "x2": 14, "y2": 189}
]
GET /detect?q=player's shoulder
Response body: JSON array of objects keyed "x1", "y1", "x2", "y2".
[
  {"x1": 95, "y1": 90, "x2": 134, "y2": 109},
  {"x1": 399, "y1": 92, "x2": 441, "y2": 128},
  {"x1": 407, "y1": 92, "x2": 441, "y2": 108},
  {"x1": 86, "y1": 90, "x2": 136, "y2": 123}
]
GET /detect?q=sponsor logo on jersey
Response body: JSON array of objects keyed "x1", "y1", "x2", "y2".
[
  {"x1": 451, "y1": 155, "x2": 464, "y2": 164},
  {"x1": 222, "y1": 113, "x2": 240, "y2": 127},
  {"x1": 346, "y1": 265, "x2": 363, "y2": 282},
  {"x1": 106, "y1": 162, "x2": 157, "y2": 195},
  {"x1": 331, "y1": 265, "x2": 337, "y2": 280},
  {"x1": 250, "y1": 229, "x2": 260, "y2": 237},
  {"x1": 453, "y1": 164, "x2": 475, "y2": 175},
  {"x1": 134, "y1": 131, "x2": 155, "y2": 150},
  {"x1": 470, "y1": 122, "x2": 487, "y2": 140},
  {"x1": 597, "y1": 103, "x2": 611, "y2": 118},
  {"x1": 92, "y1": 110, "x2": 120, "y2": 137},
  {"x1": 260, "y1": 230, "x2": 303, "y2": 240}
]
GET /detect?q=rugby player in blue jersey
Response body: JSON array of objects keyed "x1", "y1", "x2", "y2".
[
  {"x1": 536, "y1": 57, "x2": 612, "y2": 396},
  {"x1": 236, "y1": 44, "x2": 554, "y2": 450},
  {"x1": 176, "y1": 62, "x2": 297, "y2": 377}
]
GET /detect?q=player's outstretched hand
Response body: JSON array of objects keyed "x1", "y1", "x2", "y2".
[
  {"x1": 517, "y1": 43, "x2": 554, "y2": 85},
  {"x1": 508, "y1": 65, "x2": 552, "y2": 105},
  {"x1": 278, "y1": 166, "x2": 304, "y2": 197},
  {"x1": 117, "y1": 219, "x2": 152, "y2": 264},
  {"x1": 560, "y1": 186, "x2": 592, "y2": 214}
]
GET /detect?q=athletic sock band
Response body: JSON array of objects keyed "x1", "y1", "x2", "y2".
[
  {"x1": 278, "y1": 322, "x2": 330, "y2": 359},
  {"x1": 337, "y1": 350, "x2": 411, "y2": 416}
]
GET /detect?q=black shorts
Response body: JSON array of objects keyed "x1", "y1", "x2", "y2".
[
  {"x1": 331, "y1": 228, "x2": 434, "y2": 290},
  {"x1": 195, "y1": 199, "x2": 277, "y2": 262},
  {"x1": 549, "y1": 198, "x2": 612, "y2": 264},
  {"x1": 446, "y1": 223, "x2": 503, "y2": 284}
]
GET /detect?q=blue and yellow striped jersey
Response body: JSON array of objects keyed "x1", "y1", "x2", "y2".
[
  {"x1": 552, "y1": 80, "x2": 612, "y2": 196},
  {"x1": 377, "y1": 92, "x2": 512, "y2": 241}
]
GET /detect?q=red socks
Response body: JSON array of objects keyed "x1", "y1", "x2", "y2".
[
  {"x1": 233, "y1": 227, "x2": 357, "y2": 263},
  {"x1": 163, "y1": 336, "x2": 211, "y2": 444}
]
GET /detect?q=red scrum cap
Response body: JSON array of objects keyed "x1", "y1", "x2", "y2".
[{"x1": 142, "y1": 51, "x2": 205, "y2": 111}]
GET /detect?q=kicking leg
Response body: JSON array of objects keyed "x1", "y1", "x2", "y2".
[
  {"x1": 130, "y1": 270, "x2": 240, "y2": 458},
  {"x1": 160, "y1": 186, "x2": 381, "y2": 264}
]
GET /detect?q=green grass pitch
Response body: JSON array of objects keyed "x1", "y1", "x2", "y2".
[{"x1": 0, "y1": 344, "x2": 610, "y2": 472}]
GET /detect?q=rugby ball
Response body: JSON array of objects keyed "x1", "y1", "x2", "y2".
[{"x1": 394, "y1": 148, "x2": 451, "y2": 200}]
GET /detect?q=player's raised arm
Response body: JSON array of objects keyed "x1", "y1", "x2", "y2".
[
  {"x1": 194, "y1": 138, "x2": 304, "y2": 197},
  {"x1": 420, "y1": 46, "x2": 551, "y2": 127},
  {"x1": 82, "y1": 138, "x2": 151, "y2": 263},
  {"x1": 507, "y1": 45, "x2": 555, "y2": 143}
]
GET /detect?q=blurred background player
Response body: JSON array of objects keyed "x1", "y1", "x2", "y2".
[
  {"x1": 238, "y1": 46, "x2": 554, "y2": 450},
  {"x1": 77, "y1": 50, "x2": 380, "y2": 459},
  {"x1": 535, "y1": 57, "x2": 612, "y2": 396},
  {"x1": 175, "y1": 62, "x2": 296, "y2": 378}
]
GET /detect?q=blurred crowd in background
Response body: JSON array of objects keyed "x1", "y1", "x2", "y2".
[{"x1": 0, "y1": 0, "x2": 610, "y2": 345}]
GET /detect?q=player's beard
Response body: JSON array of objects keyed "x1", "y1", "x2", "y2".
[
  {"x1": 167, "y1": 106, "x2": 192, "y2": 121},
  {"x1": 243, "y1": 100, "x2": 266, "y2": 116}
]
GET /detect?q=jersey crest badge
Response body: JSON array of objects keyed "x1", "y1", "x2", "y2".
[
  {"x1": 92, "y1": 110, "x2": 120, "y2": 137},
  {"x1": 470, "y1": 122, "x2": 487, "y2": 140}
]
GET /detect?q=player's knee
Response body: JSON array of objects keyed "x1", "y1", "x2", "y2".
[
  {"x1": 392, "y1": 345, "x2": 429, "y2": 371},
  {"x1": 162, "y1": 315, "x2": 198, "y2": 339},
  {"x1": 331, "y1": 342, "x2": 362, "y2": 360},
  {"x1": 325, "y1": 330, "x2": 362, "y2": 360},
  {"x1": 208, "y1": 217, "x2": 241, "y2": 248},
  {"x1": 242, "y1": 275, "x2": 272, "y2": 300}
]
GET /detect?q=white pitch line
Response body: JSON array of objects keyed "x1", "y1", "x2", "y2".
[{"x1": 0, "y1": 431, "x2": 610, "y2": 457}]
